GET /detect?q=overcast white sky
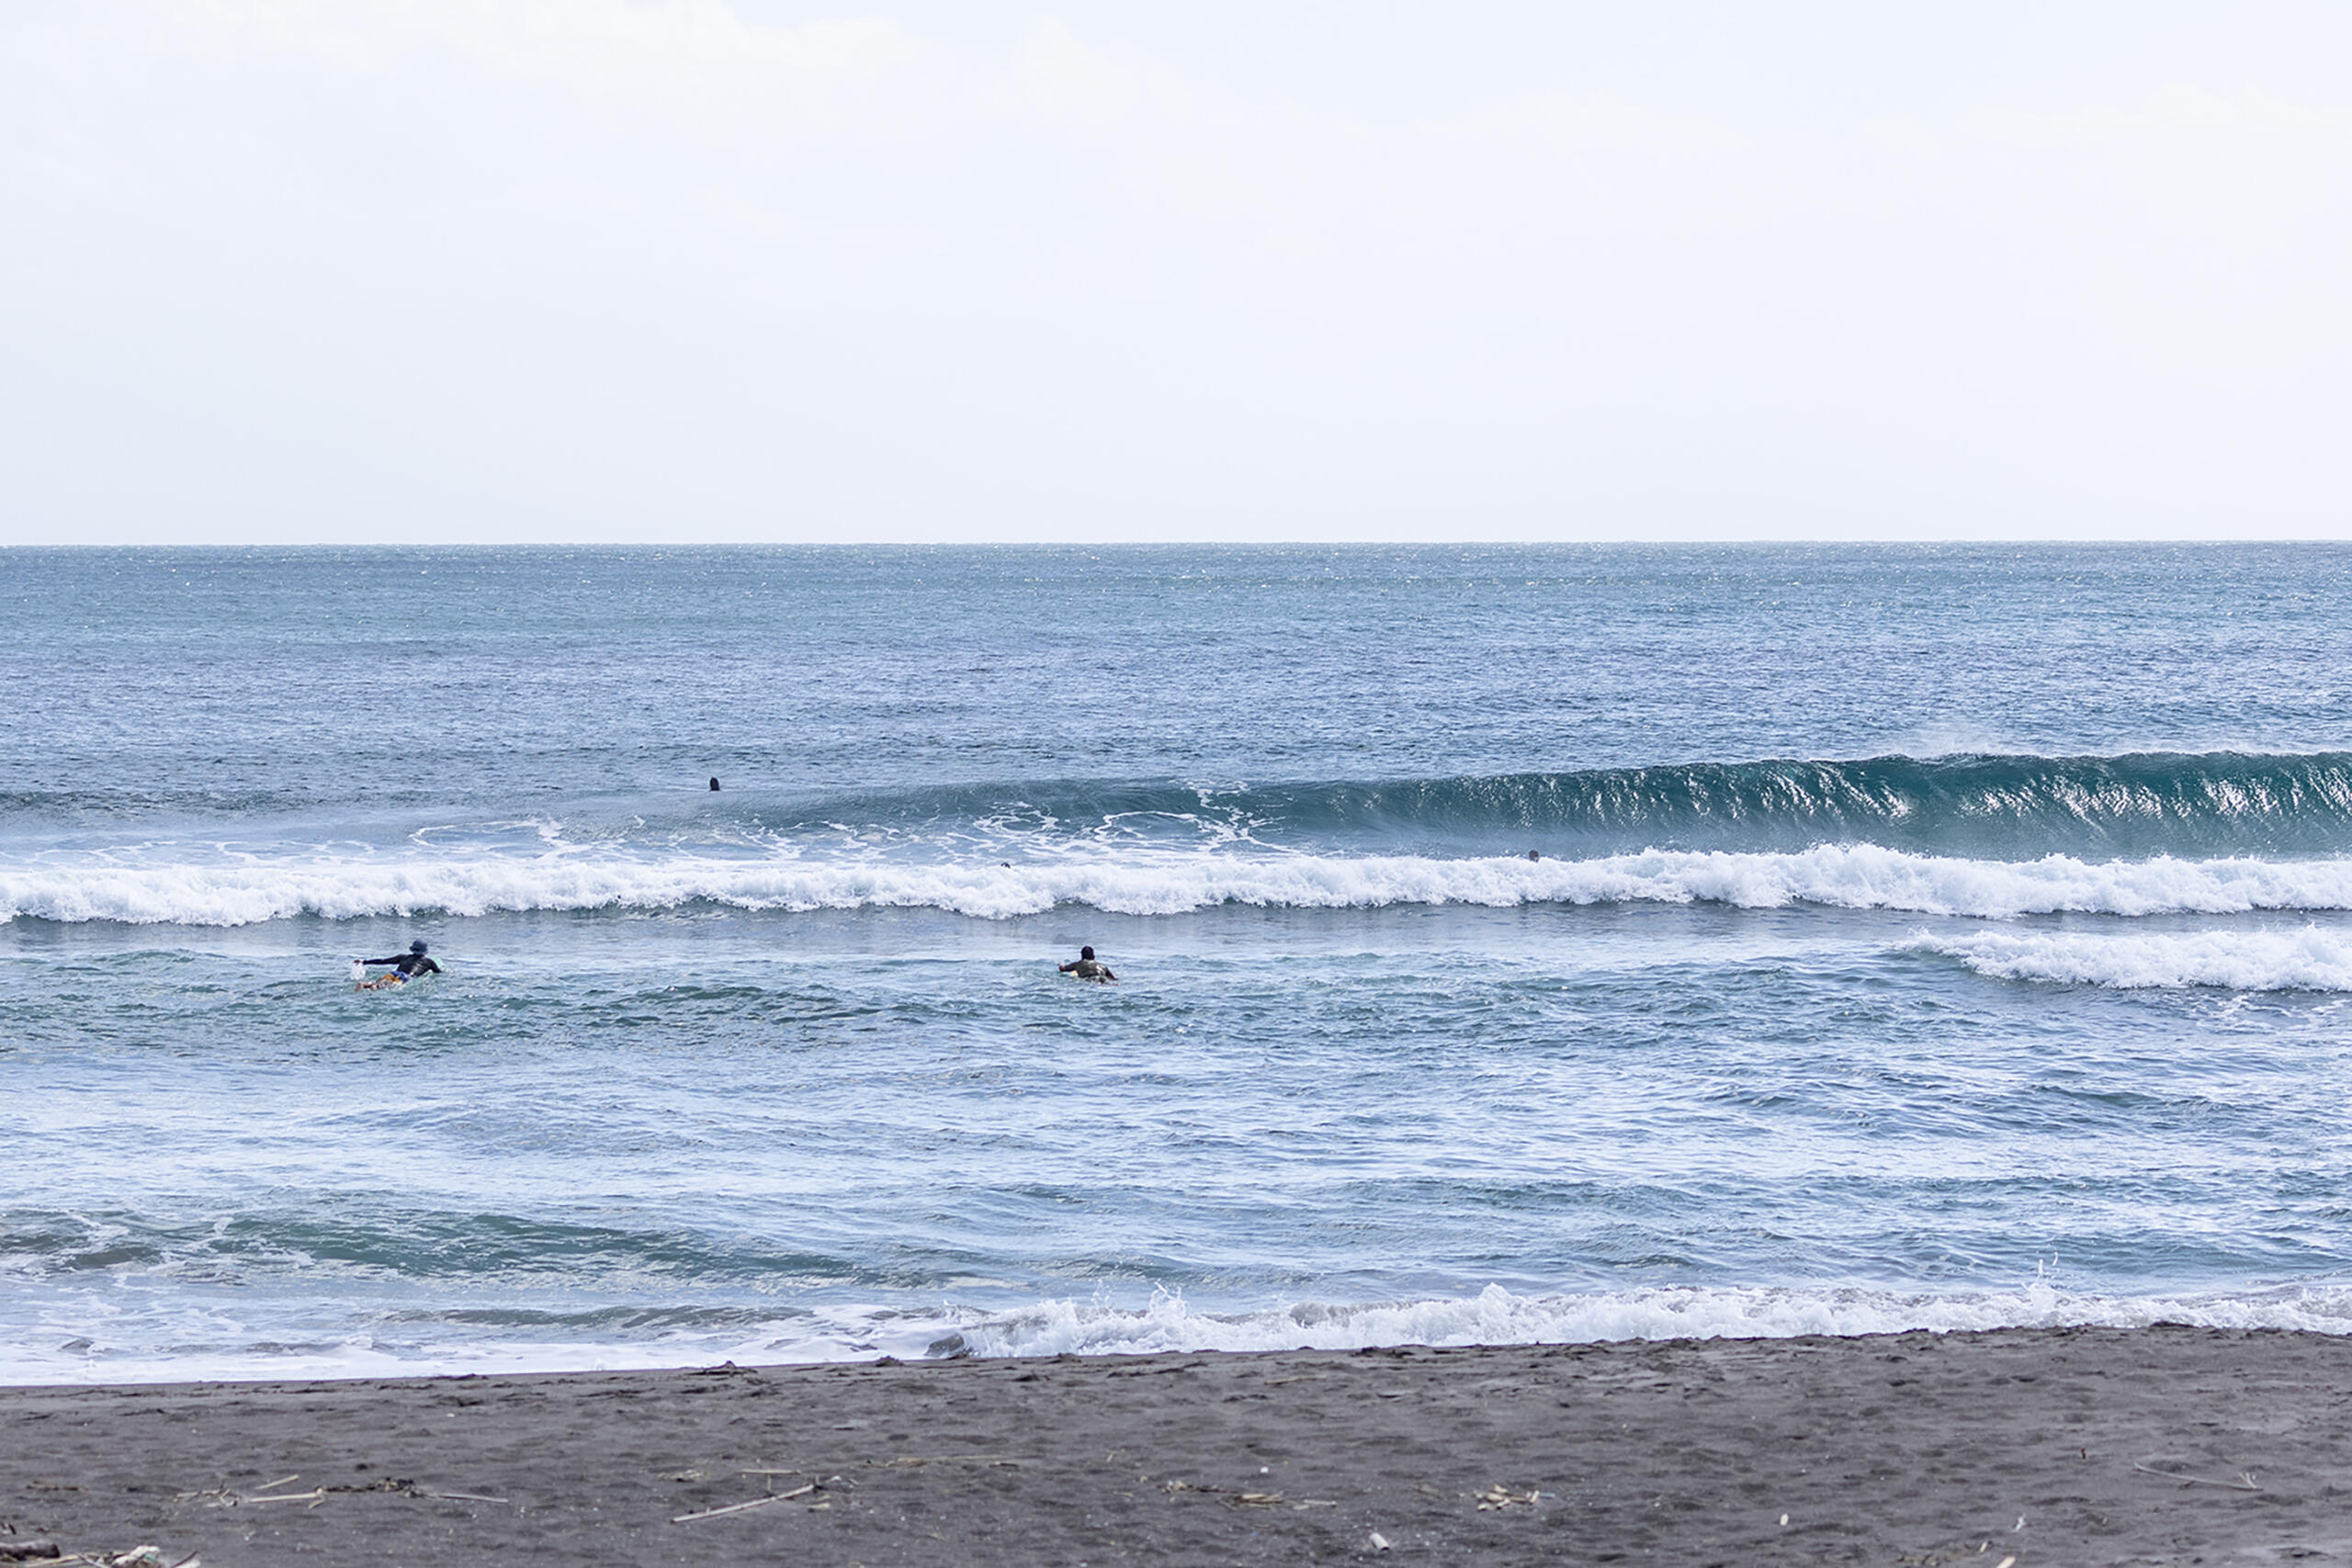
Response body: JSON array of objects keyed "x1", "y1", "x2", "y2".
[{"x1": 5, "y1": 1, "x2": 2349, "y2": 544}]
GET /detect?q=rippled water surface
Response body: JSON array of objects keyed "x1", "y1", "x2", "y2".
[{"x1": 6, "y1": 544, "x2": 2352, "y2": 1382}]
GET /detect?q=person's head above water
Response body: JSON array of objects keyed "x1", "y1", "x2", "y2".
[
  {"x1": 410, "y1": 940, "x2": 429, "y2": 954},
  {"x1": 1080, "y1": 945, "x2": 1095, "y2": 960}
]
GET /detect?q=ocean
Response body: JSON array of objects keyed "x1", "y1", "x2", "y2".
[{"x1": 6, "y1": 542, "x2": 2352, "y2": 1384}]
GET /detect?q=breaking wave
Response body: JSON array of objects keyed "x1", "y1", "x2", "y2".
[
  {"x1": 1167, "y1": 749, "x2": 2352, "y2": 858},
  {"x1": 1929, "y1": 927, "x2": 2352, "y2": 991},
  {"x1": 933, "y1": 1280, "x2": 2352, "y2": 1359},
  {"x1": 10, "y1": 750, "x2": 2352, "y2": 928},
  {"x1": 6, "y1": 844, "x2": 2352, "y2": 926},
  {"x1": 14, "y1": 750, "x2": 2352, "y2": 858},
  {"x1": 20, "y1": 1282, "x2": 2352, "y2": 1385}
]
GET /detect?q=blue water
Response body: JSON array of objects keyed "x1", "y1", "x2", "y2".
[{"x1": 7, "y1": 543, "x2": 2352, "y2": 1383}]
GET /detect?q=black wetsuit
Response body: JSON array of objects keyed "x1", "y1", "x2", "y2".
[
  {"x1": 363, "y1": 953, "x2": 443, "y2": 978},
  {"x1": 1058, "y1": 958, "x2": 1116, "y2": 981}
]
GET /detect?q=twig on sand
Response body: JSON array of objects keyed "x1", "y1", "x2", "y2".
[
  {"x1": 2132, "y1": 1461, "x2": 2261, "y2": 1492},
  {"x1": 51, "y1": 1548, "x2": 198, "y2": 1568},
  {"x1": 1157, "y1": 1480, "x2": 1335, "y2": 1510},
  {"x1": 739, "y1": 1455, "x2": 1012, "y2": 1475},
  {"x1": 874, "y1": 1455, "x2": 1020, "y2": 1469},
  {"x1": 175, "y1": 1477, "x2": 508, "y2": 1510},
  {"x1": 672, "y1": 1484, "x2": 817, "y2": 1524}
]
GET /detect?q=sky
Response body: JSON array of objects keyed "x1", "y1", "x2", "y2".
[{"x1": 4, "y1": 0, "x2": 2349, "y2": 545}]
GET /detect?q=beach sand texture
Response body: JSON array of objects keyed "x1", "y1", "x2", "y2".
[{"x1": 6, "y1": 1325, "x2": 2349, "y2": 1566}]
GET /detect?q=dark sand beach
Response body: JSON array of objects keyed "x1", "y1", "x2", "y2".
[{"x1": 6, "y1": 1325, "x2": 2349, "y2": 1566}]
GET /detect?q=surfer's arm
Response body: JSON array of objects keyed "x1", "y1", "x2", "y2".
[
  {"x1": 415, "y1": 957, "x2": 443, "y2": 975},
  {"x1": 358, "y1": 954, "x2": 401, "y2": 966}
]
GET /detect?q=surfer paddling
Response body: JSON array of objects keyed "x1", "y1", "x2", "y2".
[
  {"x1": 1057, "y1": 945, "x2": 1118, "y2": 983},
  {"x1": 356, "y1": 940, "x2": 442, "y2": 989}
]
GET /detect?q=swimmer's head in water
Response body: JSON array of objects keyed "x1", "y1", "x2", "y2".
[
  {"x1": 1080, "y1": 946, "x2": 1095, "y2": 960},
  {"x1": 410, "y1": 940, "x2": 429, "y2": 954}
]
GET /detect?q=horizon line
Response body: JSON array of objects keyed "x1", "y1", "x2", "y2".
[{"x1": 5, "y1": 536, "x2": 2347, "y2": 551}]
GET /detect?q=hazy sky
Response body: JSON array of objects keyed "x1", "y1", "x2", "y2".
[{"x1": 5, "y1": 1, "x2": 2349, "y2": 544}]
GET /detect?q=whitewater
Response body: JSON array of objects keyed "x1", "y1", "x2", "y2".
[
  {"x1": 6, "y1": 542, "x2": 2352, "y2": 1385},
  {"x1": 11, "y1": 840, "x2": 2352, "y2": 927}
]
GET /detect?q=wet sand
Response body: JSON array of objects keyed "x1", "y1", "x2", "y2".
[{"x1": 5, "y1": 1325, "x2": 2350, "y2": 1565}]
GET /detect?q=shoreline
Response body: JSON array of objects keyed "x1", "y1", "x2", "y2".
[{"x1": 6, "y1": 1325, "x2": 2349, "y2": 1565}]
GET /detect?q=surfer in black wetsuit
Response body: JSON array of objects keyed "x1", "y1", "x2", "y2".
[
  {"x1": 1057, "y1": 945, "x2": 1117, "y2": 983},
  {"x1": 358, "y1": 940, "x2": 442, "y2": 987}
]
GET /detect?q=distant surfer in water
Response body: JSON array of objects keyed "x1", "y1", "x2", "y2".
[
  {"x1": 1057, "y1": 945, "x2": 1117, "y2": 983},
  {"x1": 356, "y1": 940, "x2": 442, "y2": 989}
]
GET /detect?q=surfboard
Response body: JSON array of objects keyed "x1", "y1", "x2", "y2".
[{"x1": 352, "y1": 961, "x2": 411, "y2": 990}]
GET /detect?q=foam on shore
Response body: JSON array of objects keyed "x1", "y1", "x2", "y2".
[{"x1": 17, "y1": 1281, "x2": 2352, "y2": 1387}]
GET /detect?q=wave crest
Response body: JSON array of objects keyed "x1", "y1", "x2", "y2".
[
  {"x1": 6, "y1": 844, "x2": 2352, "y2": 925},
  {"x1": 1260, "y1": 750, "x2": 2352, "y2": 857},
  {"x1": 13, "y1": 750, "x2": 2352, "y2": 858},
  {"x1": 1930, "y1": 927, "x2": 2352, "y2": 991}
]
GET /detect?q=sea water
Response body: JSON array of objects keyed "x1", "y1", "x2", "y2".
[{"x1": 6, "y1": 543, "x2": 2352, "y2": 1384}]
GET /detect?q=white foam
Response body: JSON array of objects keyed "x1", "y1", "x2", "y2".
[
  {"x1": 15, "y1": 1281, "x2": 2352, "y2": 1386},
  {"x1": 0, "y1": 1304, "x2": 963, "y2": 1388},
  {"x1": 6, "y1": 844, "x2": 2352, "y2": 926},
  {"x1": 940, "y1": 1280, "x2": 2352, "y2": 1359},
  {"x1": 1928, "y1": 927, "x2": 2352, "y2": 991}
]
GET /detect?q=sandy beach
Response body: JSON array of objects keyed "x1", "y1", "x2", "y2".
[{"x1": 6, "y1": 1325, "x2": 2349, "y2": 1565}]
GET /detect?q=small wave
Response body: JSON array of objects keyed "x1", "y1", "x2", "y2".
[
  {"x1": 935, "y1": 1280, "x2": 2352, "y2": 1359},
  {"x1": 7, "y1": 845, "x2": 2352, "y2": 926},
  {"x1": 0, "y1": 1303, "x2": 957, "y2": 1388},
  {"x1": 17, "y1": 1282, "x2": 2352, "y2": 1385},
  {"x1": 1929, "y1": 928, "x2": 2352, "y2": 991}
]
